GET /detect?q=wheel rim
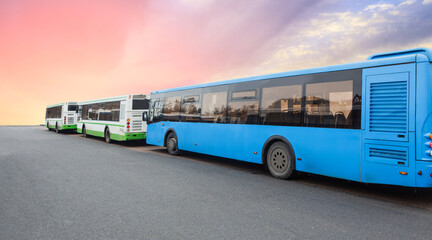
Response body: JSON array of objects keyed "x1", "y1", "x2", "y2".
[
  {"x1": 105, "y1": 131, "x2": 109, "y2": 142},
  {"x1": 167, "y1": 137, "x2": 177, "y2": 152},
  {"x1": 270, "y1": 147, "x2": 289, "y2": 173}
]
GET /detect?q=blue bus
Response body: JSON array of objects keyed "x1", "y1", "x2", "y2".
[{"x1": 146, "y1": 48, "x2": 432, "y2": 188}]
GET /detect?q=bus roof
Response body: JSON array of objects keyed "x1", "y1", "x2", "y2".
[
  {"x1": 46, "y1": 103, "x2": 64, "y2": 108},
  {"x1": 152, "y1": 47, "x2": 432, "y2": 94},
  {"x1": 78, "y1": 94, "x2": 146, "y2": 105},
  {"x1": 46, "y1": 102, "x2": 77, "y2": 108}
]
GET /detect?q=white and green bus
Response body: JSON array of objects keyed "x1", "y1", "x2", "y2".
[
  {"x1": 45, "y1": 102, "x2": 79, "y2": 133},
  {"x1": 77, "y1": 95, "x2": 149, "y2": 143}
]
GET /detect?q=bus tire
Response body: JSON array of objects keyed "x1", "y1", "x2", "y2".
[
  {"x1": 55, "y1": 123, "x2": 60, "y2": 133},
  {"x1": 166, "y1": 132, "x2": 180, "y2": 155},
  {"x1": 105, "y1": 128, "x2": 111, "y2": 144},
  {"x1": 266, "y1": 141, "x2": 295, "y2": 179},
  {"x1": 82, "y1": 126, "x2": 87, "y2": 138}
]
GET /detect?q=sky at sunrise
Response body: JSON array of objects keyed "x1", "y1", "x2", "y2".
[{"x1": 1, "y1": 0, "x2": 432, "y2": 125}]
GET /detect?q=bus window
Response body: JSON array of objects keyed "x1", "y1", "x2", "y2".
[
  {"x1": 304, "y1": 80, "x2": 353, "y2": 128},
  {"x1": 162, "y1": 96, "x2": 181, "y2": 121},
  {"x1": 201, "y1": 91, "x2": 227, "y2": 123},
  {"x1": 68, "y1": 105, "x2": 78, "y2": 111},
  {"x1": 181, "y1": 95, "x2": 201, "y2": 122},
  {"x1": 88, "y1": 104, "x2": 98, "y2": 120},
  {"x1": 228, "y1": 90, "x2": 259, "y2": 124},
  {"x1": 150, "y1": 98, "x2": 163, "y2": 123},
  {"x1": 98, "y1": 101, "x2": 120, "y2": 121},
  {"x1": 46, "y1": 106, "x2": 62, "y2": 119},
  {"x1": 261, "y1": 85, "x2": 302, "y2": 126},
  {"x1": 82, "y1": 105, "x2": 88, "y2": 120}
]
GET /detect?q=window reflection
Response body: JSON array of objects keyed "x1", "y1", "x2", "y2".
[
  {"x1": 201, "y1": 92, "x2": 227, "y2": 123},
  {"x1": 162, "y1": 96, "x2": 181, "y2": 121},
  {"x1": 305, "y1": 80, "x2": 353, "y2": 128},
  {"x1": 261, "y1": 85, "x2": 302, "y2": 126},
  {"x1": 150, "y1": 98, "x2": 163, "y2": 123},
  {"x1": 181, "y1": 95, "x2": 201, "y2": 122},
  {"x1": 81, "y1": 101, "x2": 120, "y2": 121},
  {"x1": 227, "y1": 101, "x2": 259, "y2": 124},
  {"x1": 46, "y1": 106, "x2": 62, "y2": 119}
]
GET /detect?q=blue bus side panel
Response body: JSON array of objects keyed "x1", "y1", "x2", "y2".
[
  {"x1": 415, "y1": 62, "x2": 432, "y2": 187},
  {"x1": 361, "y1": 136, "x2": 416, "y2": 187},
  {"x1": 416, "y1": 62, "x2": 432, "y2": 161},
  {"x1": 361, "y1": 64, "x2": 416, "y2": 187},
  {"x1": 416, "y1": 161, "x2": 432, "y2": 187},
  {"x1": 147, "y1": 123, "x2": 362, "y2": 182}
]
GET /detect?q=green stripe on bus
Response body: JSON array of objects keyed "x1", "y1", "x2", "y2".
[
  {"x1": 78, "y1": 128, "x2": 146, "y2": 141},
  {"x1": 85, "y1": 129, "x2": 105, "y2": 138},
  {"x1": 110, "y1": 133, "x2": 125, "y2": 141}
]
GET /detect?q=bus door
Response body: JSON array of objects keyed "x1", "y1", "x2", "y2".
[{"x1": 361, "y1": 63, "x2": 416, "y2": 186}]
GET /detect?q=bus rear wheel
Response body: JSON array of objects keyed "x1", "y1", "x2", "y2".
[
  {"x1": 166, "y1": 132, "x2": 180, "y2": 155},
  {"x1": 267, "y1": 141, "x2": 295, "y2": 179},
  {"x1": 55, "y1": 123, "x2": 60, "y2": 133},
  {"x1": 105, "y1": 128, "x2": 111, "y2": 143}
]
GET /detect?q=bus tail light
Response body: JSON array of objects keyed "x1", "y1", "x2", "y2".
[{"x1": 64, "y1": 116, "x2": 66, "y2": 124}]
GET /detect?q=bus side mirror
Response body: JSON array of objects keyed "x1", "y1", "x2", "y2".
[{"x1": 142, "y1": 112, "x2": 148, "y2": 122}]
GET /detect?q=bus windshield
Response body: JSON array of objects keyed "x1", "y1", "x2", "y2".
[{"x1": 132, "y1": 99, "x2": 149, "y2": 110}]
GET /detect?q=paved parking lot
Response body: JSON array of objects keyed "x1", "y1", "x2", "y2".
[{"x1": 1, "y1": 126, "x2": 432, "y2": 239}]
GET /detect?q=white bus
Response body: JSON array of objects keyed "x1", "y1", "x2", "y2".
[
  {"x1": 45, "y1": 102, "x2": 79, "y2": 133},
  {"x1": 77, "y1": 94, "x2": 149, "y2": 143}
]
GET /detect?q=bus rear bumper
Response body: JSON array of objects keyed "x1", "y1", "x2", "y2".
[
  {"x1": 61, "y1": 124, "x2": 77, "y2": 130},
  {"x1": 110, "y1": 132, "x2": 146, "y2": 141},
  {"x1": 416, "y1": 161, "x2": 432, "y2": 188},
  {"x1": 124, "y1": 132, "x2": 146, "y2": 141}
]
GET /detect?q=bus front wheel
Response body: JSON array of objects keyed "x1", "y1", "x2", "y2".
[
  {"x1": 166, "y1": 132, "x2": 180, "y2": 155},
  {"x1": 267, "y1": 141, "x2": 295, "y2": 179}
]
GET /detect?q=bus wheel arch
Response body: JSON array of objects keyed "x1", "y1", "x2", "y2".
[
  {"x1": 164, "y1": 129, "x2": 180, "y2": 155},
  {"x1": 262, "y1": 136, "x2": 296, "y2": 179},
  {"x1": 164, "y1": 128, "x2": 177, "y2": 147}
]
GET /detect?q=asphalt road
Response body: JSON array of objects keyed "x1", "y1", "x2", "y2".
[{"x1": 1, "y1": 126, "x2": 432, "y2": 239}]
